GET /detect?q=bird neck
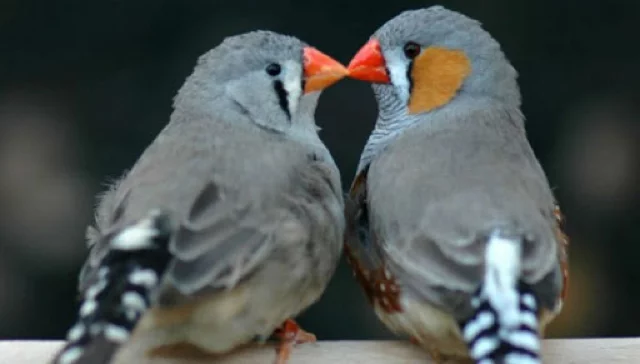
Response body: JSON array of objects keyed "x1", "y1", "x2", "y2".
[
  {"x1": 356, "y1": 102, "x2": 418, "y2": 174},
  {"x1": 172, "y1": 87, "x2": 323, "y2": 147},
  {"x1": 355, "y1": 84, "x2": 415, "y2": 173},
  {"x1": 356, "y1": 95, "x2": 524, "y2": 174}
]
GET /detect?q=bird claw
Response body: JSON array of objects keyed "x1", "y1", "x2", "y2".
[{"x1": 273, "y1": 319, "x2": 316, "y2": 364}]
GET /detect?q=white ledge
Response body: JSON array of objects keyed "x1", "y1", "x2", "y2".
[{"x1": 1, "y1": 339, "x2": 638, "y2": 363}]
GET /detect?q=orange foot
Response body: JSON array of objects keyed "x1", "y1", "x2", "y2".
[{"x1": 273, "y1": 319, "x2": 316, "y2": 364}]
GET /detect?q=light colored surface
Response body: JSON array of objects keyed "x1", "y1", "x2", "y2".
[{"x1": 1, "y1": 339, "x2": 638, "y2": 363}]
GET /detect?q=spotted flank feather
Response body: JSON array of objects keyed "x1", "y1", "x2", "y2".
[{"x1": 51, "y1": 210, "x2": 172, "y2": 364}]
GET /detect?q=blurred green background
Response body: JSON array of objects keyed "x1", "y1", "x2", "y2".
[{"x1": 0, "y1": 0, "x2": 638, "y2": 340}]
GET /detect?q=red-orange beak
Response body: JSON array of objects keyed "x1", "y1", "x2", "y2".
[
  {"x1": 303, "y1": 47, "x2": 348, "y2": 94},
  {"x1": 347, "y1": 38, "x2": 391, "y2": 83}
]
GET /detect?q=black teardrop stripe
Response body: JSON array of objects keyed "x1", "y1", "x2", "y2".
[
  {"x1": 273, "y1": 80, "x2": 291, "y2": 120},
  {"x1": 406, "y1": 61, "x2": 414, "y2": 96}
]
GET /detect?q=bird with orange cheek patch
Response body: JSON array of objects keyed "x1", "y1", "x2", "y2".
[{"x1": 344, "y1": 6, "x2": 569, "y2": 364}]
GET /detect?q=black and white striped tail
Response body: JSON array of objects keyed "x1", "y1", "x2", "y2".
[
  {"x1": 462, "y1": 286, "x2": 541, "y2": 364},
  {"x1": 51, "y1": 210, "x2": 173, "y2": 364},
  {"x1": 461, "y1": 231, "x2": 541, "y2": 364}
]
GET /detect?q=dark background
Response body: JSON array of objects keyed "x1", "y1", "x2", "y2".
[{"x1": 0, "y1": 0, "x2": 638, "y2": 340}]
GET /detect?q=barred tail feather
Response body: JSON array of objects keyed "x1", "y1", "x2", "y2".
[
  {"x1": 53, "y1": 336, "x2": 120, "y2": 364},
  {"x1": 51, "y1": 210, "x2": 173, "y2": 364},
  {"x1": 461, "y1": 232, "x2": 541, "y2": 364}
]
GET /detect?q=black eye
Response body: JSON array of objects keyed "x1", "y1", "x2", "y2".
[
  {"x1": 266, "y1": 63, "x2": 281, "y2": 76},
  {"x1": 403, "y1": 42, "x2": 421, "y2": 59}
]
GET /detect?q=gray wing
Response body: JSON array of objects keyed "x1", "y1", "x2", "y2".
[
  {"x1": 80, "y1": 146, "x2": 344, "y2": 308},
  {"x1": 365, "y1": 109, "x2": 564, "y2": 319},
  {"x1": 158, "y1": 153, "x2": 344, "y2": 305}
]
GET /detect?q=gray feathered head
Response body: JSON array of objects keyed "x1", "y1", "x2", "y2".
[
  {"x1": 174, "y1": 30, "x2": 347, "y2": 132},
  {"x1": 348, "y1": 6, "x2": 520, "y2": 115}
]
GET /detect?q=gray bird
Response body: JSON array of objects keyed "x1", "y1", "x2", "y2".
[
  {"x1": 344, "y1": 6, "x2": 569, "y2": 364},
  {"x1": 51, "y1": 30, "x2": 348, "y2": 364}
]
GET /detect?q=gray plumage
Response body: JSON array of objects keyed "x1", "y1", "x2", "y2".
[
  {"x1": 365, "y1": 104, "x2": 562, "y2": 319},
  {"x1": 349, "y1": 5, "x2": 563, "y2": 324},
  {"x1": 85, "y1": 113, "x2": 344, "y2": 302},
  {"x1": 358, "y1": 6, "x2": 520, "y2": 172},
  {"x1": 65, "y1": 30, "x2": 344, "y2": 362}
]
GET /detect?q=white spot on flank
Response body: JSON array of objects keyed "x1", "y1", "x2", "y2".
[
  {"x1": 79, "y1": 300, "x2": 97, "y2": 317},
  {"x1": 128, "y1": 269, "x2": 158, "y2": 288},
  {"x1": 478, "y1": 359, "x2": 495, "y2": 364},
  {"x1": 104, "y1": 324, "x2": 130, "y2": 343},
  {"x1": 463, "y1": 311, "x2": 495, "y2": 341},
  {"x1": 472, "y1": 337, "x2": 499, "y2": 358},
  {"x1": 483, "y1": 233, "x2": 522, "y2": 329},
  {"x1": 384, "y1": 269, "x2": 391, "y2": 279},
  {"x1": 66, "y1": 324, "x2": 86, "y2": 342},
  {"x1": 379, "y1": 283, "x2": 386, "y2": 292},
  {"x1": 58, "y1": 346, "x2": 83, "y2": 364},
  {"x1": 98, "y1": 267, "x2": 109, "y2": 279},
  {"x1": 122, "y1": 292, "x2": 147, "y2": 313}
]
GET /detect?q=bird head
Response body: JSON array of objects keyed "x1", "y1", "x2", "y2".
[
  {"x1": 347, "y1": 6, "x2": 520, "y2": 117},
  {"x1": 175, "y1": 30, "x2": 347, "y2": 133}
]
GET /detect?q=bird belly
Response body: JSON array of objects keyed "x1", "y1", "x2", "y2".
[
  {"x1": 373, "y1": 295, "x2": 469, "y2": 359},
  {"x1": 372, "y1": 294, "x2": 559, "y2": 362},
  {"x1": 132, "y1": 278, "x2": 323, "y2": 355}
]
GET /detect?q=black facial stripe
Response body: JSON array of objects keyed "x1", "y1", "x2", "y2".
[
  {"x1": 273, "y1": 80, "x2": 291, "y2": 120},
  {"x1": 406, "y1": 60, "x2": 414, "y2": 95}
]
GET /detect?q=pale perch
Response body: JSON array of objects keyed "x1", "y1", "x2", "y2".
[{"x1": 1, "y1": 339, "x2": 638, "y2": 363}]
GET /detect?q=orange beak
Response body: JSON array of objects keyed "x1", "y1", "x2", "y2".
[
  {"x1": 303, "y1": 47, "x2": 348, "y2": 94},
  {"x1": 347, "y1": 38, "x2": 391, "y2": 83}
]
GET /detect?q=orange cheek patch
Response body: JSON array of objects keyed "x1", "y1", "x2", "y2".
[{"x1": 408, "y1": 47, "x2": 471, "y2": 114}]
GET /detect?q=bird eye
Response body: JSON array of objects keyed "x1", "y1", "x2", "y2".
[
  {"x1": 265, "y1": 63, "x2": 281, "y2": 76},
  {"x1": 403, "y1": 42, "x2": 421, "y2": 59}
]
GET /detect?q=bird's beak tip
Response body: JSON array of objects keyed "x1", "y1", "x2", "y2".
[
  {"x1": 303, "y1": 47, "x2": 348, "y2": 94},
  {"x1": 346, "y1": 38, "x2": 390, "y2": 84}
]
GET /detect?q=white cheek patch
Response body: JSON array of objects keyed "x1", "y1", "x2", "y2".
[
  {"x1": 282, "y1": 60, "x2": 302, "y2": 117},
  {"x1": 385, "y1": 50, "x2": 411, "y2": 105}
]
